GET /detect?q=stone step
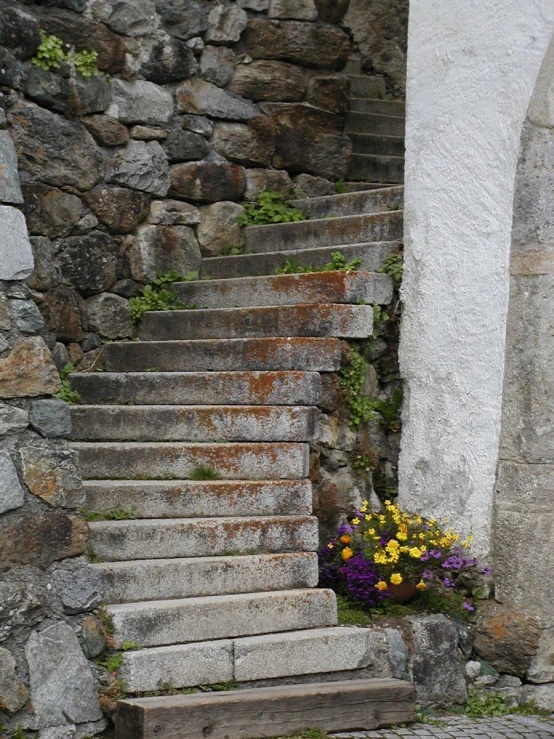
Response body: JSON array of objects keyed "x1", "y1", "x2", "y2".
[
  {"x1": 138, "y1": 304, "x2": 374, "y2": 342},
  {"x1": 71, "y1": 371, "x2": 322, "y2": 406},
  {"x1": 343, "y1": 181, "x2": 399, "y2": 192},
  {"x1": 290, "y1": 185, "x2": 403, "y2": 219},
  {"x1": 115, "y1": 678, "x2": 415, "y2": 738},
  {"x1": 101, "y1": 338, "x2": 342, "y2": 373},
  {"x1": 83, "y1": 479, "x2": 313, "y2": 519},
  {"x1": 173, "y1": 271, "x2": 393, "y2": 309},
  {"x1": 348, "y1": 154, "x2": 405, "y2": 183},
  {"x1": 345, "y1": 112, "x2": 405, "y2": 136},
  {"x1": 107, "y1": 589, "x2": 337, "y2": 649},
  {"x1": 93, "y1": 553, "x2": 318, "y2": 603},
  {"x1": 74, "y1": 441, "x2": 310, "y2": 480},
  {"x1": 343, "y1": 57, "x2": 362, "y2": 75},
  {"x1": 244, "y1": 210, "x2": 403, "y2": 253},
  {"x1": 71, "y1": 405, "x2": 318, "y2": 442},
  {"x1": 350, "y1": 98, "x2": 405, "y2": 116},
  {"x1": 349, "y1": 133, "x2": 405, "y2": 157},
  {"x1": 348, "y1": 75, "x2": 386, "y2": 97},
  {"x1": 202, "y1": 241, "x2": 401, "y2": 280},
  {"x1": 88, "y1": 515, "x2": 319, "y2": 561}
]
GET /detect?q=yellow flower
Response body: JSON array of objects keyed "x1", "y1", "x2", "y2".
[
  {"x1": 390, "y1": 573, "x2": 403, "y2": 585},
  {"x1": 341, "y1": 547, "x2": 354, "y2": 561},
  {"x1": 327, "y1": 543, "x2": 334, "y2": 549},
  {"x1": 376, "y1": 581, "x2": 388, "y2": 591},
  {"x1": 379, "y1": 515, "x2": 386, "y2": 525},
  {"x1": 416, "y1": 581, "x2": 427, "y2": 590},
  {"x1": 386, "y1": 539, "x2": 400, "y2": 550},
  {"x1": 368, "y1": 528, "x2": 376, "y2": 535},
  {"x1": 352, "y1": 518, "x2": 360, "y2": 526},
  {"x1": 400, "y1": 546, "x2": 410, "y2": 553},
  {"x1": 360, "y1": 502, "x2": 368, "y2": 513},
  {"x1": 397, "y1": 531, "x2": 408, "y2": 541},
  {"x1": 365, "y1": 514, "x2": 372, "y2": 521},
  {"x1": 409, "y1": 547, "x2": 423, "y2": 559},
  {"x1": 340, "y1": 535, "x2": 351, "y2": 544}
]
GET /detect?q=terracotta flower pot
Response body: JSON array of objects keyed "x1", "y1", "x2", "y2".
[{"x1": 387, "y1": 580, "x2": 419, "y2": 604}]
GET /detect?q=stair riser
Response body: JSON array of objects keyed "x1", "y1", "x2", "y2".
[
  {"x1": 290, "y1": 186, "x2": 403, "y2": 220},
  {"x1": 350, "y1": 98, "x2": 405, "y2": 116},
  {"x1": 244, "y1": 211, "x2": 402, "y2": 253},
  {"x1": 173, "y1": 271, "x2": 393, "y2": 309},
  {"x1": 94, "y1": 553, "x2": 318, "y2": 603},
  {"x1": 346, "y1": 113, "x2": 405, "y2": 136},
  {"x1": 348, "y1": 155, "x2": 405, "y2": 184},
  {"x1": 83, "y1": 480, "x2": 313, "y2": 519},
  {"x1": 349, "y1": 134, "x2": 405, "y2": 157},
  {"x1": 138, "y1": 305, "x2": 373, "y2": 342},
  {"x1": 349, "y1": 76, "x2": 386, "y2": 96},
  {"x1": 108, "y1": 589, "x2": 337, "y2": 648},
  {"x1": 71, "y1": 406, "x2": 317, "y2": 443},
  {"x1": 101, "y1": 338, "x2": 342, "y2": 373},
  {"x1": 89, "y1": 516, "x2": 319, "y2": 561},
  {"x1": 202, "y1": 242, "x2": 401, "y2": 280}
]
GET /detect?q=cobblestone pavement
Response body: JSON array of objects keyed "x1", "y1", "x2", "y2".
[{"x1": 332, "y1": 715, "x2": 554, "y2": 738}]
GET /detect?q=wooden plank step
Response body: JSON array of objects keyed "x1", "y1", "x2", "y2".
[{"x1": 115, "y1": 678, "x2": 415, "y2": 739}]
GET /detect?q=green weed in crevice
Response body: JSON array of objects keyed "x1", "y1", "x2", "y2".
[
  {"x1": 380, "y1": 253, "x2": 404, "y2": 290},
  {"x1": 275, "y1": 251, "x2": 362, "y2": 276},
  {"x1": 190, "y1": 466, "x2": 221, "y2": 481},
  {"x1": 55, "y1": 363, "x2": 81, "y2": 404},
  {"x1": 334, "y1": 178, "x2": 351, "y2": 194},
  {"x1": 238, "y1": 190, "x2": 306, "y2": 227},
  {"x1": 339, "y1": 347, "x2": 375, "y2": 430},
  {"x1": 373, "y1": 388, "x2": 402, "y2": 433},
  {"x1": 33, "y1": 30, "x2": 100, "y2": 77},
  {"x1": 81, "y1": 505, "x2": 138, "y2": 522},
  {"x1": 130, "y1": 270, "x2": 198, "y2": 324}
]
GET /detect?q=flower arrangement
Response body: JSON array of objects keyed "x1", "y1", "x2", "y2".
[{"x1": 319, "y1": 499, "x2": 491, "y2": 613}]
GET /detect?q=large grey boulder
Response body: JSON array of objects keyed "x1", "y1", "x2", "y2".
[
  {"x1": 0, "y1": 206, "x2": 34, "y2": 281},
  {"x1": 83, "y1": 186, "x2": 150, "y2": 235},
  {"x1": 58, "y1": 231, "x2": 117, "y2": 295},
  {"x1": 148, "y1": 199, "x2": 201, "y2": 226},
  {"x1": 228, "y1": 60, "x2": 307, "y2": 102},
  {"x1": 91, "y1": 0, "x2": 158, "y2": 36},
  {"x1": 197, "y1": 201, "x2": 245, "y2": 257},
  {"x1": 30, "y1": 399, "x2": 72, "y2": 438},
  {"x1": 0, "y1": 130, "x2": 23, "y2": 204},
  {"x1": 205, "y1": 4, "x2": 247, "y2": 43},
  {"x1": 154, "y1": 0, "x2": 211, "y2": 40},
  {"x1": 107, "y1": 140, "x2": 170, "y2": 197},
  {"x1": 0, "y1": 450, "x2": 25, "y2": 515},
  {"x1": 212, "y1": 121, "x2": 275, "y2": 167},
  {"x1": 25, "y1": 622, "x2": 103, "y2": 729},
  {"x1": 176, "y1": 77, "x2": 259, "y2": 120},
  {"x1": 170, "y1": 158, "x2": 246, "y2": 203},
  {"x1": 131, "y1": 225, "x2": 202, "y2": 282},
  {"x1": 51, "y1": 563, "x2": 103, "y2": 615},
  {"x1": 86, "y1": 292, "x2": 134, "y2": 339},
  {"x1": 0, "y1": 404, "x2": 29, "y2": 438},
  {"x1": 110, "y1": 79, "x2": 173, "y2": 125},
  {"x1": 200, "y1": 45, "x2": 235, "y2": 86},
  {"x1": 22, "y1": 183, "x2": 82, "y2": 239},
  {"x1": 163, "y1": 121, "x2": 209, "y2": 163},
  {"x1": 9, "y1": 299, "x2": 44, "y2": 334},
  {"x1": 141, "y1": 35, "x2": 198, "y2": 84}
]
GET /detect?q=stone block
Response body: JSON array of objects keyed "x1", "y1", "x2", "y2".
[
  {"x1": 176, "y1": 77, "x2": 260, "y2": 120},
  {"x1": 22, "y1": 183, "x2": 82, "y2": 239},
  {"x1": 197, "y1": 201, "x2": 245, "y2": 257},
  {"x1": 110, "y1": 79, "x2": 173, "y2": 126},
  {"x1": 228, "y1": 60, "x2": 307, "y2": 102},
  {"x1": 58, "y1": 231, "x2": 117, "y2": 295},
  {"x1": 20, "y1": 444, "x2": 84, "y2": 508},
  {"x1": 9, "y1": 103, "x2": 103, "y2": 191},
  {"x1": 200, "y1": 45, "x2": 235, "y2": 86},
  {"x1": 0, "y1": 404, "x2": 28, "y2": 438},
  {"x1": 0, "y1": 6, "x2": 41, "y2": 59},
  {"x1": 82, "y1": 114, "x2": 130, "y2": 147},
  {"x1": 0, "y1": 337, "x2": 61, "y2": 398},
  {"x1": 0, "y1": 450, "x2": 25, "y2": 515},
  {"x1": 141, "y1": 35, "x2": 198, "y2": 84},
  {"x1": 30, "y1": 399, "x2": 72, "y2": 438},
  {"x1": 106, "y1": 140, "x2": 170, "y2": 196},
  {"x1": 0, "y1": 206, "x2": 34, "y2": 281},
  {"x1": 212, "y1": 120, "x2": 275, "y2": 167},
  {"x1": 86, "y1": 292, "x2": 134, "y2": 339},
  {"x1": 528, "y1": 628, "x2": 554, "y2": 683},
  {"x1": 408, "y1": 615, "x2": 467, "y2": 707},
  {"x1": 205, "y1": 4, "x2": 247, "y2": 43},
  {"x1": 521, "y1": 683, "x2": 554, "y2": 711},
  {"x1": 91, "y1": 0, "x2": 158, "y2": 36},
  {"x1": 242, "y1": 19, "x2": 350, "y2": 69},
  {"x1": 385, "y1": 627, "x2": 409, "y2": 680},
  {"x1": 83, "y1": 186, "x2": 150, "y2": 234},
  {"x1": 163, "y1": 122, "x2": 209, "y2": 163},
  {"x1": 153, "y1": 0, "x2": 210, "y2": 41},
  {"x1": 0, "y1": 130, "x2": 23, "y2": 204},
  {"x1": 25, "y1": 622, "x2": 103, "y2": 729},
  {"x1": 292, "y1": 173, "x2": 335, "y2": 197},
  {"x1": 9, "y1": 299, "x2": 44, "y2": 334},
  {"x1": 51, "y1": 564, "x2": 103, "y2": 615},
  {"x1": 40, "y1": 285, "x2": 88, "y2": 343},
  {"x1": 244, "y1": 168, "x2": 294, "y2": 200},
  {"x1": 182, "y1": 114, "x2": 213, "y2": 136},
  {"x1": 306, "y1": 75, "x2": 350, "y2": 114},
  {"x1": 132, "y1": 225, "x2": 202, "y2": 282},
  {"x1": 268, "y1": 0, "x2": 317, "y2": 20},
  {"x1": 130, "y1": 125, "x2": 168, "y2": 141},
  {"x1": 80, "y1": 615, "x2": 107, "y2": 658},
  {"x1": 0, "y1": 647, "x2": 28, "y2": 714},
  {"x1": 170, "y1": 159, "x2": 246, "y2": 203},
  {"x1": 148, "y1": 199, "x2": 201, "y2": 226}
]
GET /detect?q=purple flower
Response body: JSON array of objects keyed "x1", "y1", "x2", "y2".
[
  {"x1": 422, "y1": 568, "x2": 434, "y2": 581},
  {"x1": 340, "y1": 553, "x2": 387, "y2": 607},
  {"x1": 443, "y1": 576, "x2": 455, "y2": 588},
  {"x1": 338, "y1": 523, "x2": 354, "y2": 536},
  {"x1": 481, "y1": 566, "x2": 493, "y2": 577},
  {"x1": 463, "y1": 601, "x2": 475, "y2": 612}
]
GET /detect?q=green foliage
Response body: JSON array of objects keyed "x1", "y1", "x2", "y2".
[
  {"x1": 371, "y1": 303, "x2": 390, "y2": 342},
  {"x1": 220, "y1": 243, "x2": 247, "y2": 256},
  {"x1": 130, "y1": 270, "x2": 198, "y2": 323},
  {"x1": 190, "y1": 466, "x2": 221, "y2": 481},
  {"x1": 32, "y1": 31, "x2": 99, "y2": 77},
  {"x1": 275, "y1": 251, "x2": 362, "y2": 275},
  {"x1": 380, "y1": 253, "x2": 404, "y2": 290},
  {"x1": 95, "y1": 605, "x2": 114, "y2": 637},
  {"x1": 336, "y1": 594, "x2": 371, "y2": 626},
  {"x1": 339, "y1": 348, "x2": 375, "y2": 430},
  {"x1": 352, "y1": 453, "x2": 377, "y2": 476},
  {"x1": 81, "y1": 506, "x2": 138, "y2": 522},
  {"x1": 373, "y1": 389, "x2": 402, "y2": 432},
  {"x1": 465, "y1": 687, "x2": 516, "y2": 718},
  {"x1": 121, "y1": 641, "x2": 139, "y2": 652},
  {"x1": 334, "y1": 178, "x2": 351, "y2": 194},
  {"x1": 237, "y1": 190, "x2": 306, "y2": 227},
  {"x1": 55, "y1": 363, "x2": 81, "y2": 404},
  {"x1": 198, "y1": 679, "x2": 240, "y2": 692},
  {"x1": 86, "y1": 547, "x2": 102, "y2": 563},
  {"x1": 101, "y1": 653, "x2": 122, "y2": 672}
]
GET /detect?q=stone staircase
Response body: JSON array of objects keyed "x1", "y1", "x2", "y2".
[
  {"x1": 343, "y1": 57, "x2": 405, "y2": 190},
  {"x1": 69, "y1": 184, "x2": 412, "y2": 737}
]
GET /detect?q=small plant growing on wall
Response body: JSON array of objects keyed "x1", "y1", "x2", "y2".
[
  {"x1": 238, "y1": 190, "x2": 306, "y2": 227},
  {"x1": 33, "y1": 30, "x2": 100, "y2": 77}
]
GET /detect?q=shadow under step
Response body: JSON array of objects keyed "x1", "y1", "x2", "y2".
[
  {"x1": 70, "y1": 371, "x2": 322, "y2": 406},
  {"x1": 88, "y1": 515, "x2": 318, "y2": 562},
  {"x1": 346, "y1": 112, "x2": 405, "y2": 136},
  {"x1": 289, "y1": 185, "x2": 403, "y2": 220},
  {"x1": 115, "y1": 678, "x2": 415, "y2": 739},
  {"x1": 201, "y1": 242, "x2": 401, "y2": 280},
  {"x1": 93, "y1": 552, "x2": 318, "y2": 603}
]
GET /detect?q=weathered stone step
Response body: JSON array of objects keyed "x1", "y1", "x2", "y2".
[
  {"x1": 348, "y1": 75, "x2": 386, "y2": 97},
  {"x1": 244, "y1": 210, "x2": 402, "y2": 253},
  {"x1": 290, "y1": 185, "x2": 403, "y2": 219},
  {"x1": 93, "y1": 553, "x2": 318, "y2": 603},
  {"x1": 88, "y1": 515, "x2": 318, "y2": 561},
  {"x1": 107, "y1": 589, "x2": 337, "y2": 649},
  {"x1": 71, "y1": 405, "x2": 317, "y2": 442},
  {"x1": 343, "y1": 57, "x2": 362, "y2": 75},
  {"x1": 350, "y1": 98, "x2": 405, "y2": 116},
  {"x1": 349, "y1": 133, "x2": 405, "y2": 157},
  {"x1": 348, "y1": 154, "x2": 404, "y2": 183},
  {"x1": 72, "y1": 371, "x2": 322, "y2": 406},
  {"x1": 115, "y1": 678, "x2": 415, "y2": 738},
  {"x1": 73, "y1": 441, "x2": 310, "y2": 480},
  {"x1": 101, "y1": 338, "x2": 342, "y2": 373},
  {"x1": 202, "y1": 242, "x2": 401, "y2": 280},
  {"x1": 83, "y1": 479, "x2": 313, "y2": 519},
  {"x1": 173, "y1": 271, "x2": 393, "y2": 309},
  {"x1": 345, "y1": 112, "x2": 405, "y2": 136},
  {"x1": 343, "y1": 182, "x2": 398, "y2": 192},
  {"x1": 138, "y1": 304, "x2": 374, "y2": 342}
]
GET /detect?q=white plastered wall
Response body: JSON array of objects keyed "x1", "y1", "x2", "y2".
[{"x1": 398, "y1": 0, "x2": 554, "y2": 555}]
